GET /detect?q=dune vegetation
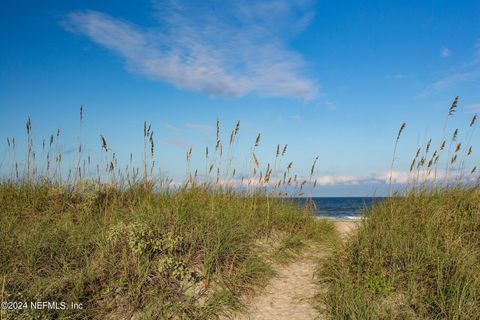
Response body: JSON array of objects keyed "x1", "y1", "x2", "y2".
[
  {"x1": 317, "y1": 97, "x2": 479, "y2": 319},
  {"x1": 317, "y1": 189, "x2": 479, "y2": 319},
  {"x1": 0, "y1": 111, "x2": 336, "y2": 319},
  {"x1": 1, "y1": 97, "x2": 478, "y2": 319}
]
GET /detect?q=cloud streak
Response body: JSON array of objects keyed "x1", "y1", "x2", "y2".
[
  {"x1": 167, "y1": 170, "x2": 478, "y2": 192},
  {"x1": 162, "y1": 139, "x2": 188, "y2": 149},
  {"x1": 63, "y1": 1, "x2": 318, "y2": 100},
  {"x1": 218, "y1": 171, "x2": 429, "y2": 188},
  {"x1": 465, "y1": 103, "x2": 480, "y2": 112},
  {"x1": 185, "y1": 123, "x2": 212, "y2": 132},
  {"x1": 313, "y1": 170, "x2": 478, "y2": 186},
  {"x1": 422, "y1": 42, "x2": 480, "y2": 95}
]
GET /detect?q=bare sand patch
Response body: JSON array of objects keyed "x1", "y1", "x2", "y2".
[
  {"x1": 232, "y1": 221, "x2": 358, "y2": 320},
  {"x1": 335, "y1": 220, "x2": 360, "y2": 237}
]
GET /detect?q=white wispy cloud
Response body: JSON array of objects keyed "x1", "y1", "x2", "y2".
[
  {"x1": 432, "y1": 68, "x2": 480, "y2": 91},
  {"x1": 312, "y1": 170, "x2": 472, "y2": 186},
  {"x1": 63, "y1": 1, "x2": 318, "y2": 100},
  {"x1": 441, "y1": 47, "x2": 451, "y2": 58},
  {"x1": 162, "y1": 139, "x2": 188, "y2": 149},
  {"x1": 222, "y1": 172, "x2": 408, "y2": 188},
  {"x1": 164, "y1": 123, "x2": 178, "y2": 131},
  {"x1": 465, "y1": 103, "x2": 480, "y2": 112},
  {"x1": 185, "y1": 123, "x2": 212, "y2": 132},
  {"x1": 171, "y1": 169, "x2": 477, "y2": 190},
  {"x1": 212, "y1": 171, "x2": 419, "y2": 188},
  {"x1": 422, "y1": 42, "x2": 480, "y2": 95},
  {"x1": 314, "y1": 175, "x2": 380, "y2": 186}
]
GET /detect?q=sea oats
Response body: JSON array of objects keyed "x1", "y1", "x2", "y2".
[
  {"x1": 415, "y1": 147, "x2": 421, "y2": 158},
  {"x1": 252, "y1": 153, "x2": 259, "y2": 168},
  {"x1": 100, "y1": 135, "x2": 108, "y2": 151},
  {"x1": 397, "y1": 123, "x2": 406, "y2": 141},
  {"x1": 234, "y1": 120, "x2": 240, "y2": 136},
  {"x1": 25, "y1": 117, "x2": 32, "y2": 134},
  {"x1": 310, "y1": 156, "x2": 319, "y2": 177},
  {"x1": 452, "y1": 129, "x2": 458, "y2": 141},
  {"x1": 418, "y1": 156, "x2": 425, "y2": 168},
  {"x1": 389, "y1": 122, "x2": 406, "y2": 193},
  {"x1": 150, "y1": 132, "x2": 155, "y2": 157},
  {"x1": 287, "y1": 162, "x2": 293, "y2": 172},
  {"x1": 451, "y1": 155, "x2": 457, "y2": 164},
  {"x1": 455, "y1": 143, "x2": 461, "y2": 153},
  {"x1": 255, "y1": 134, "x2": 261, "y2": 147},
  {"x1": 440, "y1": 140, "x2": 446, "y2": 151},
  {"x1": 448, "y1": 96, "x2": 459, "y2": 116},
  {"x1": 470, "y1": 114, "x2": 477, "y2": 127},
  {"x1": 410, "y1": 159, "x2": 416, "y2": 172}
]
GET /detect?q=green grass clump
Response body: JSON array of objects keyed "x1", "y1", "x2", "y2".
[
  {"x1": 0, "y1": 183, "x2": 335, "y2": 319},
  {"x1": 317, "y1": 188, "x2": 480, "y2": 319}
]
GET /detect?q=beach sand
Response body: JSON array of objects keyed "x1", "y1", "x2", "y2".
[
  {"x1": 335, "y1": 220, "x2": 360, "y2": 237},
  {"x1": 233, "y1": 221, "x2": 358, "y2": 320}
]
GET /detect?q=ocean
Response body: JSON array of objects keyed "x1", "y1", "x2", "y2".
[{"x1": 293, "y1": 197, "x2": 386, "y2": 220}]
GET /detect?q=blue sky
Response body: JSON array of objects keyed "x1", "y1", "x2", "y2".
[{"x1": 1, "y1": 0, "x2": 479, "y2": 196}]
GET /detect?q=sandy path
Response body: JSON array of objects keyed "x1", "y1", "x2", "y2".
[
  {"x1": 234, "y1": 221, "x2": 358, "y2": 320},
  {"x1": 335, "y1": 220, "x2": 359, "y2": 238}
]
